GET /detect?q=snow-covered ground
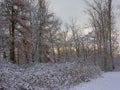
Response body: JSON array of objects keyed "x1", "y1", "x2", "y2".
[
  {"x1": 0, "y1": 59, "x2": 101, "y2": 90},
  {"x1": 69, "y1": 72, "x2": 120, "y2": 90},
  {"x1": 1, "y1": 59, "x2": 120, "y2": 90}
]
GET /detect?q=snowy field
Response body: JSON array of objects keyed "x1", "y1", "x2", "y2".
[{"x1": 69, "y1": 72, "x2": 120, "y2": 90}]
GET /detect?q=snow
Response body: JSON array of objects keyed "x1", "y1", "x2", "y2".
[
  {"x1": 69, "y1": 72, "x2": 120, "y2": 90},
  {"x1": 2, "y1": 59, "x2": 120, "y2": 90},
  {"x1": 0, "y1": 59, "x2": 101, "y2": 90}
]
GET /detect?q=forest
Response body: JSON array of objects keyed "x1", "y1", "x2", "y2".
[{"x1": 0, "y1": 0, "x2": 120, "y2": 90}]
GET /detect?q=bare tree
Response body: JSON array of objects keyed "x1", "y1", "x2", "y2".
[
  {"x1": 69, "y1": 19, "x2": 80, "y2": 58},
  {"x1": 32, "y1": 0, "x2": 61, "y2": 63},
  {"x1": 87, "y1": 0, "x2": 117, "y2": 71}
]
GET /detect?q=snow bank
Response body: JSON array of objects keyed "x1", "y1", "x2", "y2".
[
  {"x1": 69, "y1": 72, "x2": 120, "y2": 90},
  {"x1": 0, "y1": 60, "x2": 101, "y2": 90}
]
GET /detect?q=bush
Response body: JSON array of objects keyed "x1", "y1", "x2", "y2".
[
  {"x1": 23, "y1": 61, "x2": 101, "y2": 90},
  {"x1": 0, "y1": 59, "x2": 101, "y2": 90}
]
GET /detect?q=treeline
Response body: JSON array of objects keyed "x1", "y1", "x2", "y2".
[{"x1": 0, "y1": 0, "x2": 119, "y2": 71}]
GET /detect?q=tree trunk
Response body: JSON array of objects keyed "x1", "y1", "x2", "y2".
[
  {"x1": 108, "y1": 0, "x2": 115, "y2": 70},
  {"x1": 10, "y1": 6, "x2": 16, "y2": 63}
]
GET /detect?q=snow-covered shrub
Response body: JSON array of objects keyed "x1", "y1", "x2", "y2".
[
  {"x1": 0, "y1": 59, "x2": 33, "y2": 90},
  {"x1": 23, "y1": 61, "x2": 101, "y2": 90},
  {"x1": 0, "y1": 59, "x2": 101, "y2": 90}
]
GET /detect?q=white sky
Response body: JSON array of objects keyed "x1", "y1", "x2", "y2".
[
  {"x1": 48, "y1": 0, "x2": 88, "y2": 26},
  {"x1": 48, "y1": 0, "x2": 120, "y2": 30}
]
